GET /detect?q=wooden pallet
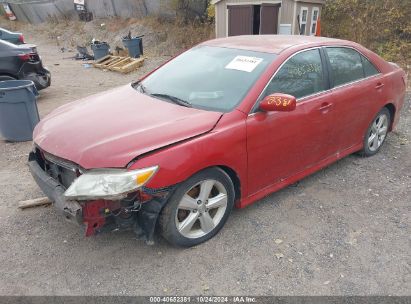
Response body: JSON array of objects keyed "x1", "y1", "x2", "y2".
[{"x1": 93, "y1": 55, "x2": 144, "y2": 74}]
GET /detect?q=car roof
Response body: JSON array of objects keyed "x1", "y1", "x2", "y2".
[{"x1": 202, "y1": 35, "x2": 353, "y2": 54}]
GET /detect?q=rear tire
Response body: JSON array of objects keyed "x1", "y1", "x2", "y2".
[
  {"x1": 159, "y1": 167, "x2": 235, "y2": 247},
  {"x1": 360, "y1": 107, "x2": 391, "y2": 157}
]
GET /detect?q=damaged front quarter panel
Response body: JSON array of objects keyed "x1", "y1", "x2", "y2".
[
  {"x1": 135, "y1": 186, "x2": 175, "y2": 245},
  {"x1": 29, "y1": 148, "x2": 176, "y2": 245}
]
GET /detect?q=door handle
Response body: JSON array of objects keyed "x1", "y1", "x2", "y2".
[
  {"x1": 319, "y1": 102, "x2": 332, "y2": 111},
  {"x1": 375, "y1": 82, "x2": 385, "y2": 89}
]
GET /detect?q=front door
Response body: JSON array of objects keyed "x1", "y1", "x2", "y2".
[{"x1": 246, "y1": 48, "x2": 335, "y2": 195}]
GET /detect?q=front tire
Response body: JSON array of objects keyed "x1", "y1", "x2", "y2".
[
  {"x1": 360, "y1": 107, "x2": 391, "y2": 157},
  {"x1": 159, "y1": 168, "x2": 235, "y2": 247}
]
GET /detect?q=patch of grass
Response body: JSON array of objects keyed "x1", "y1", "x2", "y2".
[
  {"x1": 322, "y1": 0, "x2": 411, "y2": 88},
  {"x1": 141, "y1": 16, "x2": 214, "y2": 56}
]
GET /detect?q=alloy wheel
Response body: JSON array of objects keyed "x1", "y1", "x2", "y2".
[
  {"x1": 175, "y1": 179, "x2": 228, "y2": 239},
  {"x1": 367, "y1": 113, "x2": 389, "y2": 152}
]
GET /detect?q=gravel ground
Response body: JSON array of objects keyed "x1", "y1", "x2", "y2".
[{"x1": 0, "y1": 30, "x2": 410, "y2": 296}]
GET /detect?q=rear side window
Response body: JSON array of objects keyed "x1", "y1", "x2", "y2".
[
  {"x1": 326, "y1": 47, "x2": 364, "y2": 86},
  {"x1": 361, "y1": 55, "x2": 379, "y2": 77},
  {"x1": 263, "y1": 49, "x2": 326, "y2": 99}
]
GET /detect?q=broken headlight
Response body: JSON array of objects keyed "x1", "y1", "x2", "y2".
[{"x1": 64, "y1": 166, "x2": 158, "y2": 200}]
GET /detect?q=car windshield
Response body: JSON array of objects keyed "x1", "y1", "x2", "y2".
[{"x1": 135, "y1": 46, "x2": 276, "y2": 112}]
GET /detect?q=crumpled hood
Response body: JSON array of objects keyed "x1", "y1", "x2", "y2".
[{"x1": 33, "y1": 84, "x2": 223, "y2": 169}]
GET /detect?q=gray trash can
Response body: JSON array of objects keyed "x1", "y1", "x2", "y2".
[
  {"x1": 0, "y1": 80, "x2": 39, "y2": 142},
  {"x1": 91, "y1": 43, "x2": 110, "y2": 60},
  {"x1": 122, "y1": 37, "x2": 143, "y2": 58}
]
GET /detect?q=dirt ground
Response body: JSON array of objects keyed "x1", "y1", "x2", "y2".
[{"x1": 0, "y1": 20, "x2": 410, "y2": 296}]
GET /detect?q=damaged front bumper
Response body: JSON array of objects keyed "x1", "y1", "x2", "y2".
[
  {"x1": 28, "y1": 151, "x2": 172, "y2": 244},
  {"x1": 28, "y1": 152, "x2": 82, "y2": 224}
]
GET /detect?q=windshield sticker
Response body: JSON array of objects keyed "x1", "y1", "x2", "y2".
[{"x1": 225, "y1": 56, "x2": 263, "y2": 72}]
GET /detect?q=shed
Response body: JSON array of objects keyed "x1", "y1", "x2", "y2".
[{"x1": 212, "y1": 0, "x2": 325, "y2": 38}]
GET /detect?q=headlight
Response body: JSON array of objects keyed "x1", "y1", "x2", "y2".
[{"x1": 64, "y1": 166, "x2": 158, "y2": 200}]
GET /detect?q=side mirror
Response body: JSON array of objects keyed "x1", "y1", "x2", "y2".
[{"x1": 259, "y1": 93, "x2": 296, "y2": 112}]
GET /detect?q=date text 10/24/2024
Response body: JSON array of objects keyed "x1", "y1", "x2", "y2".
[{"x1": 149, "y1": 296, "x2": 257, "y2": 303}]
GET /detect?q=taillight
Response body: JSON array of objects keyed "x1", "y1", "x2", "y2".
[
  {"x1": 18, "y1": 34, "x2": 24, "y2": 43},
  {"x1": 18, "y1": 53, "x2": 31, "y2": 61},
  {"x1": 18, "y1": 53, "x2": 37, "y2": 62}
]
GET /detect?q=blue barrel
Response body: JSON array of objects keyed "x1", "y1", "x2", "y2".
[
  {"x1": 122, "y1": 37, "x2": 143, "y2": 58},
  {"x1": 0, "y1": 80, "x2": 39, "y2": 142},
  {"x1": 91, "y1": 43, "x2": 110, "y2": 60}
]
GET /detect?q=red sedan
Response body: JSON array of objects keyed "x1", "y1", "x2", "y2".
[{"x1": 29, "y1": 35, "x2": 407, "y2": 247}]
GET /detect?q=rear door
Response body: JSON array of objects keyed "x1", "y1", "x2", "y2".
[
  {"x1": 324, "y1": 47, "x2": 386, "y2": 151},
  {"x1": 227, "y1": 5, "x2": 253, "y2": 36},
  {"x1": 246, "y1": 48, "x2": 335, "y2": 195}
]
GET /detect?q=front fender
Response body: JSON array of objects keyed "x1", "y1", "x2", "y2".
[{"x1": 129, "y1": 110, "x2": 248, "y2": 200}]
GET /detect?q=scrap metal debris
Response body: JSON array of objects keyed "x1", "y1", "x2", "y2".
[
  {"x1": 114, "y1": 46, "x2": 128, "y2": 57},
  {"x1": 75, "y1": 45, "x2": 94, "y2": 60}
]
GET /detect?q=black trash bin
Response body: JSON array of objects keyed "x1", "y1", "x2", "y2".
[
  {"x1": 122, "y1": 37, "x2": 143, "y2": 58},
  {"x1": 0, "y1": 80, "x2": 40, "y2": 142},
  {"x1": 91, "y1": 42, "x2": 110, "y2": 60}
]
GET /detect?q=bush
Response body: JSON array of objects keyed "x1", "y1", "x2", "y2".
[{"x1": 322, "y1": 0, "x2": 411, "y2": 81}]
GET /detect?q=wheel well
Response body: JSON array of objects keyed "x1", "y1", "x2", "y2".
[
  {"x1": 217, "y1": 165, "x2": 241, "y2": 204},
  {"x1": 384, "y1": 103, "x2": 396, "y2": 131}
]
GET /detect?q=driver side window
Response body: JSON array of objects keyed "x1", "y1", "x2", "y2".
[{"x1": 263, "y1": 49, "x2": 326, "y2": 100}]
